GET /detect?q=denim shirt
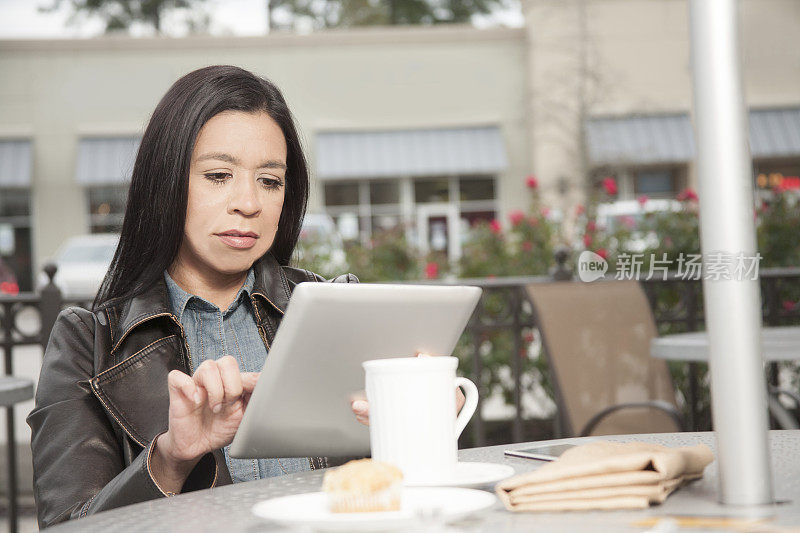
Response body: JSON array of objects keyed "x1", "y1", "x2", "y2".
[{"x1": 163, "y1": 269, "x2": 312, "y2": 482}]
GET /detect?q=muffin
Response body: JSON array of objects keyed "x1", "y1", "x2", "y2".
[{"x1": 322, "y1": 459, "x2": 403, "y2": 513}]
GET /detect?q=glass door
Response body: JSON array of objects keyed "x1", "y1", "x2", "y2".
[{"x1": 415, "y1": 203, "x2": 461, "y2": 263}]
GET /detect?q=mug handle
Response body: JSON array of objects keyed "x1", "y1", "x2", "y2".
[{"x1": 453, "y1": 377, "x2": 479, "y2": 439}]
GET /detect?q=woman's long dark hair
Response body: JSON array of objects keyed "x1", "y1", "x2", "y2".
[{"x1": 93, "y1": 65, "x2": 309, "y2": 310}]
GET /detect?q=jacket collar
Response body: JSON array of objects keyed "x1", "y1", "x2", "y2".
[
  {"x1": 250, "y1": 252, "x2": 292, "y2": 317},
  {"x1": 108, "y1": 253, "x2": 290, "y2": 354}
]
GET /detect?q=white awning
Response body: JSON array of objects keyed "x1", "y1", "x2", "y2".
[
  {"x1": 76, "y1": 137, "x2": 140, "y2": 185},
  {"x1": 586, "y1": 107, "x2": 800, "y2": 166},
  {"x1": 315, "y1": 126, "x2": 508, "y2": 180},
  {"x1": 586, "y1": 114, "x2": 696, "y2": 165},
  {"x1": 0, "y1": 140, "x2": 32, "y2": 187},
  {"x1": 749, "y1": 107, "x2": 800, "y2": 158}
]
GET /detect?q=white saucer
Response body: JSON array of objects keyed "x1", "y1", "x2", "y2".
[
  {"x1": 251, "y1": 487, "x2": 496, "y2": 532},
  {"x1": 404, "y1": 462, "x2": 516, "y2": 488}
]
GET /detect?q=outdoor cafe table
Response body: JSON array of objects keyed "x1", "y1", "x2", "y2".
[
  {"x1": 49, "y1": 431, "x2": 800, "y2": 533},
  {"x1": 651, "y1": 326, "x2": 800, "y2": 363},
  {"x1": 651, "y1": 326, "x2": 800, "y2": 430}
]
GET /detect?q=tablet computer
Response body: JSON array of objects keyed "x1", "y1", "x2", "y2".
[
  {"x1": 229, "y1": 282, "x2": 482, "y2": 459},
  {"x1": 503, "y1": 443, "x2": 577, "y2": 461}
]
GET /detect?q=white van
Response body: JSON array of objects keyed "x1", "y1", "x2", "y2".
[{"x1": 595, "y1": 199, "x2": 682, "y2": 252}]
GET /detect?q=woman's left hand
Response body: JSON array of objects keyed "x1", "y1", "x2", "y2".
[{"x1": 350, "y1": 353, "x2": 467, "y2": 426}]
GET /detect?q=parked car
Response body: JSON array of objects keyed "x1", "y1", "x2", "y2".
[
  {"x1": 0, "y1": 256, "x2": 19, "y2": 295},
  {"x1": 37, "y1": 233, "x2": 119, "y2": 300}
]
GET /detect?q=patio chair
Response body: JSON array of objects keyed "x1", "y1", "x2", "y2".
[{"x1": 525, "y1": 280, "x2": 684, "y2": 436}]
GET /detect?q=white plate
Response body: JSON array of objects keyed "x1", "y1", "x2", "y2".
[
  {"x1": 405, "y1": 462, "x2": 516, "y2": 488},
  {"x1": 251, "y1": 487, "x2": 496, "y2": 532}
]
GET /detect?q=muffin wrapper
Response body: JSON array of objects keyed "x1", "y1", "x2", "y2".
[{"x1": 327, "y1": 480, "x2": 402, "y2": 513}]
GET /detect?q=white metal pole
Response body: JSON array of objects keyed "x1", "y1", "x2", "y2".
[{"x1": 688, "y1": 0, "x2": 773, "y2": 505}]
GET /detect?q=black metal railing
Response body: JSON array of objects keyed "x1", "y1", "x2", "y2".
[
  {"x1": 0, "y1": 293, "x2": 40, "y2": 533},
  {"x1": 1, "y1": 259, "x2": 799, "y2": 527},
  {"x1": 432, "y1": 258, "x2": 800, "y2": 447},
  {"x1": 0, "y1": 265, "x2": 88, "y2": 533}
]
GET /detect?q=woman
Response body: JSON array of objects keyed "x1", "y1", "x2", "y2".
[{"x1": 27, "y1": 65, "x2": 367, "y2": 528}]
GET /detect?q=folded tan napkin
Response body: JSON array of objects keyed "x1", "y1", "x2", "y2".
[{"x1": 496, "y1": 441, "x2": 714, "y2": 512}]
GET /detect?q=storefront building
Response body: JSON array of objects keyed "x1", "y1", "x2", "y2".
[{"x1": 0, "y1": 0, "x2": 797, "y2": 289}]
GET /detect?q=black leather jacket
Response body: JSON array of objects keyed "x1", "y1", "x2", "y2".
[{"x1": 27, "y1": 254, "x2": 357, "y2": 528}]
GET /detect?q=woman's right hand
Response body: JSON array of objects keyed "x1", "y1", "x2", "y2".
[{"x1": 150, "y1": 356, "x2": 259, "y2": 493}]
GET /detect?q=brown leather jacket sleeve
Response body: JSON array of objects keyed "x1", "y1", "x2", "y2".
[{"x1": 27, "y1": 308, "x2": 216, "y2": 529}]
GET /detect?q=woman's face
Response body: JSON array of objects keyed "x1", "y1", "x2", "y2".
[{"x1": 175, "y1": 110, "x2": 287, "y2": 281}]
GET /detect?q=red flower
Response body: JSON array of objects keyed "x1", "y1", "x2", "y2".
[
  {"x1": 782, "y1": 300, "x2": 796, "y2": 312},
  {"x1": 0, "y1": 281, "x2": 19, "y2": 295},
  {"x1": 540, "y1": 206, "x2": 551, "y2": 218},
  {"x1": 529, "y1": 216, "x2": 540, "y2": 226},
  {"x1": 621, "y1": 215, "x2": 636, "y2": 229},
  {"x1": 602, "y1": 177, "x2": 618, "y2": 196},
  {"x1": 509, "y1": 210, "x2": 525, "y2": 226},
  {"x1": 637, "y1": 195, "x2": 649, "y2": 207},
  {"x1": 595, "y1": 248, "x2": 608, "y2": 259},
  {"x1": 424, "y1": 262, "x2": 439, "y2": 279},
  {"x1": 677, "y1": 188, "x2": 699, "y2": 202},
  {"x1": 522, "y1": 240, "x2": 533, "y2": 252},
  {"x1": 523, "y1": 332, "x2": 535, "y2": 343},
  {"x1": 583, "y1": 234, "x2": 593, "y2": 247},
  {"x1": 489, "y1": 219, "x2": 502, "y2": 234},
  {"x1": 586, "y1": 220, "x2": 597, "y2": 233},
  {"x1": 784, "y1": 176, "x2": 800, "y2": 190},
  {"x1": 487, "y1": 274, "x2": 497, "y2": 279},
  {"x1": 575, "y1": 204, "x2": 585, "y2": 216},
  {"x1": 526, "y1": 175, "x2": 539, "y2": 189}
]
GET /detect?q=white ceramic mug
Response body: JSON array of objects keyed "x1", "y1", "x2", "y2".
[{"x1": 363, "y1": 356, "x2": 479, "y2": 484}]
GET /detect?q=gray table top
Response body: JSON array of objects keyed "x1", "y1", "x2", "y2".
[
  {"x1": 49, "y1": 431, "x2": 800, "y2": 532},
  {"x1": 0, "y1": 376, "x2": 33, "y2": 407},
  {"x1": 651, "y1": 325, "x2": 800, "y2": 362}
]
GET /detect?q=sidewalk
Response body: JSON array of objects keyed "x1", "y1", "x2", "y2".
[
  {"x1": 0, "y1": 515, "x2": 38, "y2": 533},
  {"x1": 0, "y1": 493, "x2": 37, "y2": 532}
]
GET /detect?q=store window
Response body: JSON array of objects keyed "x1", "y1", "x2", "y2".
[
  {"x1": 323, "y1": 181, "x2": 368, "y2": 241},
  {"x1": 754, "y1": 159, "x2": 800, "y2": 197},
  {"x1": 321, "y1": 175, "x2": 497, "y2": 262},
  {"x1": 0, "y1": 188, "x2": 32, "y2": 292},
  {"x1": 593, "y1": 166, "x2": 685, "y2": 200},
  {"x1": 87, "y1": 185, "x2": 127, "y2": 233},
  {"x1": 414, "y1": 179, "x2": 450, "y2": 203},
  {"x1": 459, "y1": 176, "x2": 495, "y2": 201},
  {"x1": 370, "y1": 181, "x2": 399, "y2": 205},
  {"x1": 323, "y1": 182, "x2": 359, "y2": 206},
  {"x1": 0, "y1": 138, "x2": 33, "y2": 292},
  {"x1": 633, "y1": 169, "x2": 677, "y2": 197},
  {"x1": 76, "y1": 136, "x2": 139, "y2": 234}
]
